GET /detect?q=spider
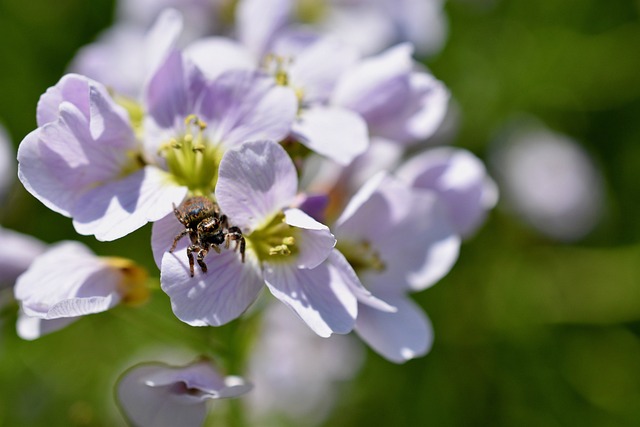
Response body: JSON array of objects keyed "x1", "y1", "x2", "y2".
[{"x1": 170, "y1": 196, "x2": 246, "y2": 277}]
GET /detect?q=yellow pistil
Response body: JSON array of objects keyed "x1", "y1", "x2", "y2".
[
  {"x1": 247, "y1": 213, "x2": 299, "y2": 263},
  {"x1": 103, "y1": 257, "x2": 150, "y2": 307},
  {"x1": 158, "y1": 115, "x2": 224, "y2": 196},
  {"x1": 336, "y1": 240, "x2": 386, "y2": 274}
]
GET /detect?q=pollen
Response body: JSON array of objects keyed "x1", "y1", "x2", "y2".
[
  {"x1": 247, "y1": 213, "x2": 299, "y2": 263},
  {"x1": 336, "y1": 240, "x2": 386, "y2": 274}
]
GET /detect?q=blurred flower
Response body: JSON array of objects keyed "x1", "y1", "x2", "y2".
[
  {"x1": 397, "y1": 147, "x2": 498, "y2": 237},
  {"x1": 153, "y1": 141, "x2": 364, "y2": 337},
  {"x1": 335, "y1": 172, "x2": 460, "y2": 362},
  {"x1": 116, "y1": 359, "x2": 252, "y2": 427},
  {"x1": 0, "y1": 124, "x2": 14, "y2": 200},
  {"x1": 248, "y1": 303, "x2": 364, "y2": 426},
  {"x1": 0, "y1": 226, "x2": 46, "y2": 289},
  {"x1": 14, "y1": 241, "x2": 149, "y2": 340},
  {"x1": 490, "y1": 121, "x2": 605, "y2": 241}
]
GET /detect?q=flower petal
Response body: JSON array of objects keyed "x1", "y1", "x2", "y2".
[
  {"x1": 199, "y1": 70, "x2": 297, "y2": 149},
  {"x1": 184, "y1": 37, "x2": 255, "y2": 81},
  {"x1": 161, "y1": 247, "x2": 263, "y2": 327},
  {"x1": 143, "y1": 8, "x2": 184, "y2": 84},
  {"x1": 216, "y1": 140, "x2": 297, "y2": 230},
  {"x1": 283, "y1": 208, "x2": 335, "y2": 269},
  {"x1": 292, "y1": 106, "x2": 369, "y2": 166},
  {"x1": 16, "y1": 312, "x2": 79, "y2": 340},
  {"x1": 263, "y1": 261, "x2": 357, "y2": 337},
  {"x1": 355, "y1": 291, "x2": 433, "y2": 363},
  {"x1": 0, "y1": 227, "x2": 46, "y2": 287},
  {"x1": 36, "y1": 74, "x2": 91, "y2": 126},
  {"x1": 71, "y1": 166, "x2": 187, "y2": 241},
  {"x1": 237, "y1": 0, "x2": 293, "y2": 57},
  {"x1": 14, "y1": 242, "x2": 121, "y2": 319}
]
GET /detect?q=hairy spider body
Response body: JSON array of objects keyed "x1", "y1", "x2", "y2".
[{"x1": 171, "y1": 196, "x2": 246, "y2": 277}]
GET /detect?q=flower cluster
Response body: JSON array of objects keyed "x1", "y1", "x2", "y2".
[{"x1": 7, "y1": 1, "x2": 496, "y2": 425}]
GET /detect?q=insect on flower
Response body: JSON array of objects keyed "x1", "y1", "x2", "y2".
[{"x1": 170, "y1": 196, "x2": 245, "y2": 277}]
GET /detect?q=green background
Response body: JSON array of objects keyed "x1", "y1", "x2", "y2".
[{"x1": 1, "y1": 0, "x2": 640, "y2": 425}]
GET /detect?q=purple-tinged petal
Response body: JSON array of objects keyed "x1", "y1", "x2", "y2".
[
  {"x1": 117, "y1": 361, "x2": 251, "y2": 427},
  {"x1": 237, "y1": 0, "x2": 293, "y2": 58},
  {"x1": 36, "y1": 74, "x2": 91, "y2": 126},
  {"x1": 388, "y1": 0, "x2": 448, "y2": 57},
  {"x1": 329, "y1": 250, "x2": 395, "y2": 313},
  {"x1": 355, "y1": 291, "x2": 433, "y2": 363},
  {"x1": 283, "y1": 208, "x2": 335, "y2": 269},
  {"x1": 397, "y1": 147, "x2": 497, "y2": 237},
  {"x1": 263, "y1": 260, "x2": 357, "y2": 337},
  {"x1": 161, "y1": 248, "x2": 263, "y2": 327},
  {"x1": 151, "y1": 211, "x2": 184, "y2": 269},
  {"x1": 72, "y1": 166, "x2": 187, "y2": 241},
  {"x1": 199, "y1": 70, "x2": 297, "y2": 149},
  {"x1": 295, "y1": 193, "x2": 329, "y2": 223},
  {"x1": 0, "y1": 125, "x2": 14, "y2": 200},
  {"x1": 293, "y1": 106, "x2": 368, "y2": 166},
  {"x1": 145, "y1": 50, "x2": 205, "y2": 129},
  {"x1": 216, "y1": 140, "x2": 297, "y2": 230},
  {"x1": 16, "y1": 312, "x2": 79, "y2": 341},
  {"x1": 14, "y1": 242, "x2": 122, "y2": 319},
  {"x1": 332, "y1": 43, "x2": 414, "y2": 123},
  {"x1": 184, "y1": 37, "x2": 256, "y2": 81},
  {"x1": 143, "y1": 8, "x2": 184, "y2": 84},
  {"x1": 0, "y1": 227, "x2": 46, "y2": 287}
]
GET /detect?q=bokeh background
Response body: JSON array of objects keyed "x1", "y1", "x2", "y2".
[{"x1": 2, "y1": 0, "x2": 640, "y2": 425}]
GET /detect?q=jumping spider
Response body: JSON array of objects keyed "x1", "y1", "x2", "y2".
[{"x1": 170, "y1": 196, "x2": 245, "y2": 277}]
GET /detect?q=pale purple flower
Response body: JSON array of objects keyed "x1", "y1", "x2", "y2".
[
  {"x1": 248, "y1": 303, "x2": 363, "y2": 425},
  {"x1": 18, "y1": 73, "x2": 187, "y2": 241},
  {"x1": 0, "y1": 227, "x2": 46, "y2": 288},
  {"x1": 117, "y1": 359, "x2": 252, "y2": 427},
  {"x1": 14, "y1": 241, "x2": 148, "y2": 340},
  {"x1": 332, "y1": 43, "x2": 450, "y2": 146},
  {"x1": 335, "y1": 172, "x2": 460, "y2": 362},
  {"x1": 0, "y1": 124, "x2": 14, "y2": 200},
  {"x1": 397, "y1": 147, "x2": 499, "y2": 237},
  {"x1": 152, "y1": 140, "x2": 366, "y2": 337},
  {"x1": 490, "y1": 121, "x2": 604, "y2": 241}
]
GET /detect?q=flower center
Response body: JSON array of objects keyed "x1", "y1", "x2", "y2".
[
  {"x1": 263, "y1": 54, "x2": 305, "y2": 105},
  {"x1": 246, "y1": 212, "x2": 300, "y2": 264},
  {"x1": 103, "y1": 257, "x2": 150, "y2": 306},
  {"x1": 158, "y1": 115, "x2": 224, "y2": 196},
  {"x1": 336, "y1": 240, "x2": 386, "y2": 274}
]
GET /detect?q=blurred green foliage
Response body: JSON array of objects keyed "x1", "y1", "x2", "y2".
[{"x1": 1, "y1": 0, "x2": 640, "y2": 425}]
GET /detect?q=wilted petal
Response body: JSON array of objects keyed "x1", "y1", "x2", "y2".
[
  {"x1": 397, "y1": 147, "x2": 497, "y2": 237},
  {"x1": 216, "y1": 140, "x2": 297, "y2": 230},
  {"x1": 0, "y1": 227, "x2": 46, "y2": 287},
  {"x1": 199, "y1": 71, "x2": 297, "y2": 149},
  {"x1": 263, "y1": 260, "x2": 357, "y2": 337},
  {"x1": 16, "y1": 312, "x2": 79, "y2": 340},
  {"x1": 72, "y1": 166, "x2": 187, "y2": 241},
  {"x1": 14, "y1": 242, "x2": 122, "y2": 319},
  {"x1": 355, "y1": 291, "x2": 433, "y2": 363},
  {"x1": 161, "y1": 248, "x2": 263, "y2": 327},
  {"x1": 283, "y1": 208, "x2": 335, "y2": 269},
  {"x1": 117, "y1": 361, "x2": 252, "y2": 427},
  {"x1": 293, "y1": 106, "x2": 368, "y2": 166}
]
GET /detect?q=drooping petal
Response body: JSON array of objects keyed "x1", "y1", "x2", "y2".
[
  {"x1": 16, "y1": 312, "x2": 79, "y2": 341},
  {"x1": 199, "y1": 70, "x2": 297, "y2": 149},
  {"x1": 237, "y1": 0, "x2": 293, "y2": 58},
  {"x1": 160, "y1": 245, "x2": 263, "y2": 327},
  {"x1": 397, "y1": 147, "x2": 498, "y2": 237},
  {"x1": 184, "y1": 37, "x2": 256, "y2": 81},
  {"x1": 263, "y1": 260, "x2": 357, "y2": 337},
  {"x1": 292, "y1": 106, "x2": 368, "y2": 166},
  {"x1": 216, "y1": 140, "x2": 297, "y2": 230},
  {"x1": 283, "y1": 208, "x2": 335, "y2": 269},
  {"x1": 0, "y1": 227, "x2": 46, "y2": 287},
  {"x1": 14, "y1": 242, "x2": 122, "y2": 319},
  {"x1": 355, "y1": 291, "x2": 433, "y2": 363},
  {"x1": 117, "y1": 361, "x2": 252, "y2": 427}
]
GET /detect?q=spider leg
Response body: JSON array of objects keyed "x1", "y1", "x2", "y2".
[
  {"x1": 196, "y1": 248, "x2": 209, "y2": 274},
  {"x1": 172, "y1": 202, "x2": 181, "y2": 220},
  {"x1": 170, "y1": 229, "x2": 189, "y2": 253},
  {"x1": 219, "y1": 214, "x2": 229, "y2": 229},
  {"x1": 186, "y1": 245, "x2": 198, "y2": 277},
  {"x1": 225, "y1": 227, "x2": 245, "y2": 263}
]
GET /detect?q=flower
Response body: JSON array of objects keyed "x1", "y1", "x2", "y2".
[
  {"x1": 0, "y1": 226, "x2": 46, "y2": 289},
  {"x1": 397, "y1": 146, "x2": 499, "y2": 237},
  {"x1": 14, "y1": 241, "x2": 148, "y2": 340},
  {"x1": 334, "y1": 172, "x2": 461, "y2": 362},
  {"x1": 116, "y1": 359, "x2": 252, "y2": 427},
  {"x1": 152, "y1": 140, "x2": 365, "y2": 337},
  {"x1": 0, "y1": 124, "x2": 14, "y2": 200}
]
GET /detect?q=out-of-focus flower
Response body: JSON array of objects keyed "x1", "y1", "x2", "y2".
[
  {"x1": 0, "y1": 227, "x2": 47, "y2": 289},
  {"x1": 490, "y1": 122, "x2": 605, "y2": 241},
  {"x1": 152, "y1": 141, "x2": 364, "y2": 337},
  {"x1": 397, "y1": 147, "x2": 498, "y2": 237},
  {"x1": 0, "y1": 124, "x2": 14, "y2": 200},
  {"x1": 14, "y1": 241, "x2": 149, "y2": 340},
  {"x1": 248, "y1": 303, "x2": 363, "y2": 426},
  {"x1": 335, "y1": 172, "x2": 460, "y2": 362},
  {"x1": 116, "y1": 359, "x2": 252, "y2": 427},
  {"x1": 237, "y1": 0, "x2": 448, "y2": 57}
]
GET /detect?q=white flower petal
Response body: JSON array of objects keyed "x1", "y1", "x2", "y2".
[
  {"x1": 283, "y1": 208, "x2": 335, "y2": 269},
  {"x1": 0, "y1": 227, "x2": 46, "y2": 287},
  {"x1": 16, "y1": 312, "x2": 79, "y2": 341},
  {"x1": 184, "y1": 37, "x2": 255, "y2": 81}
]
